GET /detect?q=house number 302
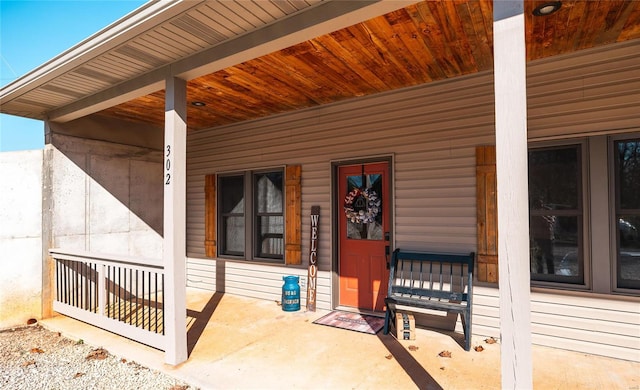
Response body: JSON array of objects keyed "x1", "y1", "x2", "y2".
[{"x1": 165, "y1": 145, "x2": 171, "y2": 185}]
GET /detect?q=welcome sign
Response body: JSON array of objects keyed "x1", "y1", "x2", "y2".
[{"x1": 307, "y1": 206, "x2": 320, "y2": 311}]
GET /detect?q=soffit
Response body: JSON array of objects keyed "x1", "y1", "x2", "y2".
[
  {"x1": 101, "y1": 0, "x2": 640, "y2": 132},
  {"x1": 0, "y1": 0, "x2": 326, "y2": 119}
]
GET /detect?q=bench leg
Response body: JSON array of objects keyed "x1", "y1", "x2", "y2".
[
  {"x1": 383, "y1": 305, "x2": 392, "y2": 335},
  {"x1": 461, "y1": 311, "x2": 471, "y2": 351}
]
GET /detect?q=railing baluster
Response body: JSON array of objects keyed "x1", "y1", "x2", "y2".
[
  {"x1": 147, "y1": 270, "x2": 151, "y2": 331},
  {"x1": 94, "y1": 263, "x2": 99, "y2": 312},
  {"x1": 77, "y1": 260, "x2": 81, "y2": 308},
  {"x1": 69, "y1": 260, "x2": 73, "y2": 305},
  {"x1": 82, "y1": 262, "x2": 86, "y2": 310},
  {"x1": 71, "y1": 260, "x2": 75, "y2": 307},
  {"x1": 135, "y1": 270, "x2": 139, "y2": 327},
  {"x1": 68, "y1": 260, "x2": 72, "y2": 307},
  {"x1": 97, "y1": 264, "x2": 105, "y2": 317},
  {"x1": 84, "y1": 262, "x2": 88, "y2": 310},
  {"x1": 55, "y1": 260, "x2": 60, "y2": 303},
  {"x1": 91, "y1": 263, "x2": 95, "y2": 309},
  {"x1": 73, "y1": 260, "x2": 77, "y2": 307},
  {"x1": 88, "y1": 263, "x2": 92, "y2": 311},
  {"x1": 61, "y1": 260, "x2": 64, "y2": 303},
  {"x1": 162, "y1": 273, "x2": 165, "y2": 335},
  {"x1": 81, "y1": 262, "x2": 84, "y2": 310},
  {"x1": 142, "y1": 270, "x2": 146, "y2": 331},
  {"x1": 68, "y1": 260, "x2": 72, "y2": 305},
  {"x1": 71, "y1": 260, "x2": 74, "y2": 306},
  {"x1": 81, "y1": 261, "x2": 84, "y2": 308},
  {"x1": 62, "y1": 260, "x2": 65, "y2": 304},
  {"x1": 78, "y1": 263, "x2": 87, "y2": 310},
  {"x1": 64, "y1": 260, "x2": 70, "y2": 304},
  {"x1": 129, "y1": 268, "x2": 133, "y2": 325},
  {"x1": 123, "y1": 267, "x2": 127, "y2": 323},
  {"x1": 154, "y1": 272, "x2": 158, "y2": 333},
  {"x1": 108, "y1": 265, "x2": 112, "y2": 318},
  {"x1": 118, "y1": 266, "x2": 122, "y2": 322}
]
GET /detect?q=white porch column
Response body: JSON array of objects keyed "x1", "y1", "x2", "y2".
[
  {"x1": 493, "y1": 1, "x2": 533, "y2": 389},
  {"x1": 163, "y1": 76, "x2": 188, "y2": 365}
]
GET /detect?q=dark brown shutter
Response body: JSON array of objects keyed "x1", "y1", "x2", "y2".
[
  {"x1": 285, "y1": 165, "x2": 302, "y2": 265},
  {"x1": 476, "y1": 146, "x2": 498, "y2": 283},
  {"x1": 205, "y1": 174, "x2": 217, "y2": 258}
]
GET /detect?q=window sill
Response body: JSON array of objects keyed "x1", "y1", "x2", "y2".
[
  {"x1": 531, "y1": 286, "x2": 640, "y2": 302},
  {"x1": 203, "y1": 255, "x2": 308, "y2": 269}
]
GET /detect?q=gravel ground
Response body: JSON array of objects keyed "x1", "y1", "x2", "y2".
[{"x1": 0, "y1": 324, "x2": 197, "y2": 390}]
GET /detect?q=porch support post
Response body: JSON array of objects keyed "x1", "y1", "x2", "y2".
[
  {"x1": 97, "y1": 264, "x2": 106, "y2": 317},
  {"x1": 493, "y1": 1, "x2": 533, "y2": 389},
  {"x1": 163, "y1": 76, "x2": 188, "y2": 365}
]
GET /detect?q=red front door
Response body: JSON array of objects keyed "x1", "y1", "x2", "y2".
[{"x1": 338, "y1": 162, "x2": 390, "y2": 312}]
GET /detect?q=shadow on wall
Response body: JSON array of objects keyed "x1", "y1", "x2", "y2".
[{"x1": 48, "y1": 116, "x2": 165, "y2": 255}]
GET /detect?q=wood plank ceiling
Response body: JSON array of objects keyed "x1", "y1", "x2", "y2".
[{"x1": 99, "y1": 0, "x2": 640, "y2": 131}]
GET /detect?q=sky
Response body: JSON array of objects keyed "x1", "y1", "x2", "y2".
[{"x1": 0, "y1": 0, "x2": 147, "y2": 152}]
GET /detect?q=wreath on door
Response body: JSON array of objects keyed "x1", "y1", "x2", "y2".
[{"x1": 344, "y1": 187, "x2": 381, "y2": 224}]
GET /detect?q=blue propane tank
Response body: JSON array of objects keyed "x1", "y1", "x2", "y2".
[{"x1": 281, "y1": 275, "x2": 301, "y2": 312}]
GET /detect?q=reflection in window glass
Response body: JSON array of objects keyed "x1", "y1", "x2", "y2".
[
  {"x1": 528, "y1": 145, "x2": 583, "y2": 284},
  {"x1": 529, "y1": 147, "x2": 579, "y2": 210},
  {"x1": 254, "y1": 172, "x2": 284, "y2": 259},
  {"x1": 346, "y1": 173, "x2": 383, "y2": 240},
  {"x1": 615, "y1": 139, "x2": 640, "y2": 289}
]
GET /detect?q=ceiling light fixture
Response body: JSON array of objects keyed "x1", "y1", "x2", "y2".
[
  {"x1": 533, "y1": 1, "x2": 562, "y2": 16},
  {"x1": 191, "y1": 101, "x2": 206, "y2": 107}
]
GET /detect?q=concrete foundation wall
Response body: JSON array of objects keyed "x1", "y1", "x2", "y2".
[
  {"x1": 0, "y1": 150, "x2": 43, "y2": 329},
  {"x1": 49, "y1": 133, "x2": 164, "y2": 259}
]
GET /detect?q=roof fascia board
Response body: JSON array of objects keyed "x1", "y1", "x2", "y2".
[
  {"x1": 47, "y1": 76, "x2": 167, "y2": 125},
  {"x1": 47, "y1": 0, "x2": 420, "y2": 123},
  {"x1": 0, "y1": 0, "x2": 203, "y2": 104}
]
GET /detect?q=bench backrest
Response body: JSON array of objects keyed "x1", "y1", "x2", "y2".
[{"x1": 388, "y1": 249, "x2": 475, "y2": 303}]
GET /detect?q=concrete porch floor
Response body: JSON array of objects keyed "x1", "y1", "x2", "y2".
[{"x1": 41, "y1": 288, "x2": 638, "y2": 390}]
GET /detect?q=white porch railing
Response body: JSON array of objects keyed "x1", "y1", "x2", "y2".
[{"x1": 49, "y1": 249, "x2": 165, "y2": 350}]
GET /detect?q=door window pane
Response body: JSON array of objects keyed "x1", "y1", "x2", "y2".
[
  {"x1": 614, "y1": 139, "x2": 640, "y2": 289},
  {"x1": 528, "y1": 145, "x2": 583, "y2": 284},
  {"x1": 345, "y1": 173, "x2": 383, "y2": 240}
]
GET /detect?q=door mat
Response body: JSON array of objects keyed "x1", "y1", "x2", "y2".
[{"x1": 313, "y1": 311, "x2": 385, "y2": 335}]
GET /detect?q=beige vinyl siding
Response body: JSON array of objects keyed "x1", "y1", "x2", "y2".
[
  {"x1": 186, "y1": 257, "x2": 331, "y2": 307},
  {"x1": 527, "y1": 40, "x2": 640, "y2": 139},
  {"x1": 472, "y1": 287, "x2": 640, "y2": 362},
  {"x1": 185, "y1": 40, "x2": 640, "y2": 360}
]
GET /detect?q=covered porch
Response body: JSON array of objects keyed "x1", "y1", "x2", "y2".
[
  {"x1": 40, "y1": 287, "x2": 639, "y2": 389},
  {"x1": 1, "y1": 0, "x2": 639, "y2": 387}
]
